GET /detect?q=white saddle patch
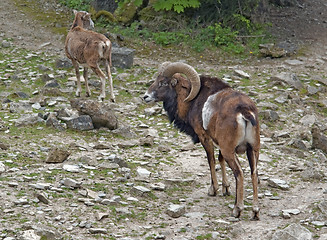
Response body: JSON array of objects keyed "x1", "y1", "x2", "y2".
[{"x1": 202, "y1": 92, "x2": 220, "y2": 130}]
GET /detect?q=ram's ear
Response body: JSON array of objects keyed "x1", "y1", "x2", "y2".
[
  {"x1": 73, "y1": 9, "x2": 78, "y2": 15},
  {"x1": 171, "y1": 78, "x2": 178, "y2": 87}
]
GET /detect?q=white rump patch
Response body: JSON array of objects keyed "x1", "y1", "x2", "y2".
[
  {"x1": 236, "y1": 112, "x2": 256, "y2": 147},
  {"x1": 98, "y1": 42, "x2": 105, "y2": 58},
  {"x1": 202, "y1": 92, "x2": 219, "y2": 130}
]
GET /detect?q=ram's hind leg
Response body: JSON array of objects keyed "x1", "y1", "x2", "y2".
[
  {"x1": 83, "y1": 67, "x2": 91, "y2": 97},
  {"x1": 218, "y1": 150, "x2": 230, "y2": 196},
  {"x1": 105, "y1": 59, "x2": 115, "y2": 102},
  {"x1": 72, "y1": 60, "x2": 82, "y2": 97},
  {"x1": 247, "y1": 144, "x2": 260, "y2": 220},
  {"x1": 222, "y1": 150, "x2": 244, "y2": 218},
  {"x1": 90, "y1": 65, "x2": 106, "y2": 101}
]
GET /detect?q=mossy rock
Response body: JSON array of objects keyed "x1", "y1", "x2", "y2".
[
  {"x1": 114, "y1": 1, "x2": 138, "y2": 24},
  {"x1": 95, "y1": 10, "x2": 116, "y2": 22}
]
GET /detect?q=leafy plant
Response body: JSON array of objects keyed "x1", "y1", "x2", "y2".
[
  {"x1": 208, "y1": 23, "x2": 244, "y2": 54},
  {"x1": 153, "y1": 0, "x2": 200, "y2": 13},
  {"x1": 153, "y1": 31, "x2": 186, "y2": 45},
  {"x1": 209, "y1": 23, "x2": 238, "y2": 46},
  {"x1": 59, "y1": 0, "x2": 92, "y2": 11}
]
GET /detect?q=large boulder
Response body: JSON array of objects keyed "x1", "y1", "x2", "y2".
[
  {"x1": 70, "y1": 99, "x2": 118, "y2": 130},
  {"x1": 271, "y1": 223, "x2": 312, "y2": 240},
  {"x1": 112, "y1": 47, "x2": 135, "y2": 69},
  {"x1": 114, "y1": 0, "x2": 139, "y2": 24},
  {"x1": 65, "y1": 115, "x2": 94, "y2": 131},
  {"x1": 270, "y1": 72, "x2": 303, "y2": 90},
  {"x1": 311, "y1": 127, "x2": 327, "y2": 154}
]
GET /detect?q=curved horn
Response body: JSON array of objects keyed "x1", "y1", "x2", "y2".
[{"x1": 162, "y1": 62, "x2": 200, "y2": 102}]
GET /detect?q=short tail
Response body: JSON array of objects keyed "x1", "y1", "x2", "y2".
[
  {"x1": 242, "y1": 110, "x2": 257, "y2": 126},
  {"x1": 235, "y1": 103, "x2": 257, "y2": 126},
  {"x1": 98, "y1": 40, "x2": 112, "y2": 66}
]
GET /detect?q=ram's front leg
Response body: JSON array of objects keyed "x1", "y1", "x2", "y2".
[{"x1": 201, "y1": 137, "x2": 219, "y2": 196}]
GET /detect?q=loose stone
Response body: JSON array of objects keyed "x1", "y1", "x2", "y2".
[
  {"x1": 89, "y1": 228, "x2": 108, "y2": 234},
  {"x1": 268, "y1": 178, "x2": 290, "y2": 190},
  {"x1": 166, "y1": 204, "x2": 185, "y2": 218},
  {"x1": 131, "y1": 185, "x2": 151, "y2": 197}
]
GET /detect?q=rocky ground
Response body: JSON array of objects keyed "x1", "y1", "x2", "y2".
[{"x1": 1, "y1": 0, "x2": 327, "y2": 240}]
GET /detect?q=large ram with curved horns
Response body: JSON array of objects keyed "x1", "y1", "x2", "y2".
[{"x1": 143, "y1": 62, "x2": 260, "y2": 220}]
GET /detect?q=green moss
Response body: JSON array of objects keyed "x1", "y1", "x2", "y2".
[
  {"x1": 95, "y1": 10, "x2": 116, "y2": 23},
  {"x1": 114, "y1": 1, "x2": 138, "y2": 24}
]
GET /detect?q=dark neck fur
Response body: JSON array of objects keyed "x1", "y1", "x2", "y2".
[{"x1": 163, "y1": 91, "x2": 199, "y2": 144}]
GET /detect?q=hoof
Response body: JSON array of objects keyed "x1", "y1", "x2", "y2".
[
  {"x1": 232, "y1": 206, "x2": 243, "y2": 218},
  {"x1": 110, "y1": 95, "x2": 115, "y2": 103},
  {"x1": 76, "y1": 92, "x2": 81, "y2": 97},
  {"x1": 222, "y1": 186, "x2": 230, "y2": 196},
  {"x1": 208, "y1": 185, "x2": 217, "y2": 196},
  {"x1": 251, "y1": 208, "x2": 260, "y2": 221},
  {"x1": 251, "y1": 214, "x2": 260, "y2": 221},
  {"x1": 86, "y1": 92, "x2": 91, "y2": 97}
]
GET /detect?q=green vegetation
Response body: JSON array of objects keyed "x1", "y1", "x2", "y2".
[
  {"x1": 196, "y1": 233, "x2": 213, "y2": 240},
  {"x1": 59, "y1": 0, "x2": 271, "y2": 56},
  {"x1": 153, "y1": 0, "x2": 200, "y2": 13},
  {"x1": 58, "y1": 0, "x2": 92, "y2": 11}
]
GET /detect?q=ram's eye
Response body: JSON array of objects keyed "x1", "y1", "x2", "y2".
[{"x1": 159, "y1": 82, "x2": 169, "y2": 87}]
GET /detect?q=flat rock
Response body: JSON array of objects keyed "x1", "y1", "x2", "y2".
[
  {"x1": 45, "y1": 147, "x2": 70, "y2": 163},
  {"x1": 311, "y1": 221, "x2": 325, "y2": 227},
  {"x1": 63, "y1": 164, "x2": 80, "y2": 173},
  {"x1": 14, "y1": 113, "x2": 44, "y2": 127},
  {"x1": 65, "y1": 115, "x2": 94, "y2": 131},
  {"x1": 89, "y1": 228, "x2": 108, "y2": 234},
  {"x1": 268, "y1": 178, "x2": 290, "y2": 190},
  {"x1": 0, "y1": 162, "x2": 6, "y2": 173},
  {"x1": 285, "y1": 59, "x2": 304, "y2": 65},
  {"x1": 61, "y1": 178, "x2": 81, "y2": 188},
  {"x1": 234, "y1": 69, "x2": 250, "y2": 79},
  {"x1": 136, "y1": 167, "x2": 151, "y2": 178},
  {"x1": 166, "y1": 204, "x2": 186, "y2": 218},
  {"x1": 35, "y1": 192, "x2": 50, "y2": 204},
  {"x1": 118, "y1": 140, "x2": 139, "y2": 148},
  {"x1": 29, "y1": 183, "x2": 51, "y2": 190},
  {"x1": 131, "y1": 185, "x2": 151, "y2": 197},
  {"x1": 150, "y1": 182, "x2": 166, "y2": 191},
  {"x1": 20, "y1": 230, "x2": 40, "y2": 240},
  {"x1": 300, "y1": 114, "x2": 316, "y2": 127},
  {"x1": 282, "y1": 209, "x2": 301, "y2": 215},
  {"x1": 95, "y1": 212, "x2": 109, "y2": 221},
  {"x1": 270, "y1": 72, "x2": 303, "y2": 90}
]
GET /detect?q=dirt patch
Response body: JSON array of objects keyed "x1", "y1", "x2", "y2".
[{"x1": 264, "y1": 0, "x2": 327, "y2": 55}]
